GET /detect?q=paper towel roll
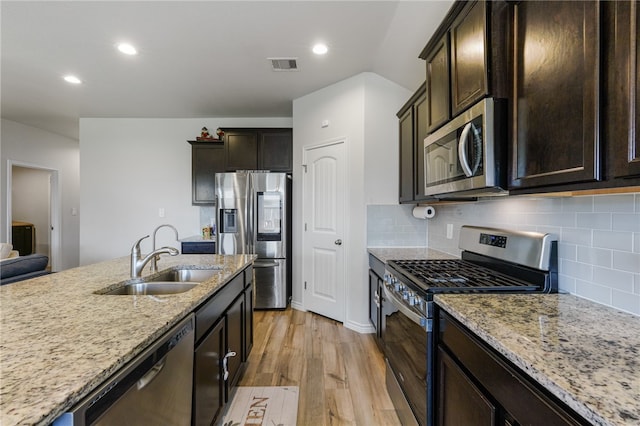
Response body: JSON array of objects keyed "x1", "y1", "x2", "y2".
[{"x1": 412, "y1": 206, "x2": 436, "y2": 219}]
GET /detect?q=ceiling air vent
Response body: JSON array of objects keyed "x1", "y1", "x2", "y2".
[{"x1": 269, "y1": 57, "x2": 298, "y2": 71}]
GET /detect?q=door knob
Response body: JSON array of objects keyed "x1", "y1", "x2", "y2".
[{"x1": 335, "y1": 239, "x2": 342, "y2": 245}]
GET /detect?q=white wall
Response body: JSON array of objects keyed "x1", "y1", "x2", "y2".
[
  {"x1": 1, "y1": 119, "x2": 80, "y2": 270},
  {"x1": 79, "y1": 117, "x2": 291, "y2": 265},
  {"x1": 427, "y1": 194, "x2": 640, "y2": 316},
  {"x1": 292, "y1": 72, "x2": 410, "y2": 332}
]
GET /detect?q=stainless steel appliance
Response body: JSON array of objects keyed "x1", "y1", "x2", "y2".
[
  {"x1": 216, "y1": 171, "x2": 291, "y2": 309},
  {"x1": 382, "y1": 226, "x2": 558, "y2": 426},
  {"x1": 53, "y1": 315, "x2": 194, "y2": 426},
  {"x1": 423, "y1": 98, "x2": 508, "y2": 198}
]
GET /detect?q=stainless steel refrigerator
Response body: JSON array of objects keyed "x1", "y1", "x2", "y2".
[{"x1": 215, "y1": 171, "x2": 291, "y2": 309}]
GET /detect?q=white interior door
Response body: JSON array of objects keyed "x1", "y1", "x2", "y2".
[{"x1": 302, "y1": 140, "x2": 346, "y2": 322}]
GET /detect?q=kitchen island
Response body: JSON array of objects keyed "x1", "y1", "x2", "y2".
[{"x1": 0, "y1": 254, "x2": 255, "y2": 426}]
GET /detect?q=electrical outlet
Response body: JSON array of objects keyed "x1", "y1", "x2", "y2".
[
  {"x1": 158, "y1": 207, "x2": 165, "y2": 218},
  {"x1": 446, "y1": 224, "x2": 453, "y2": 239}
]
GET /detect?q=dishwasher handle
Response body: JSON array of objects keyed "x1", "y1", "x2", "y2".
[{"x1": 136, "y1": 357, "x2": 166, "y2": 390}]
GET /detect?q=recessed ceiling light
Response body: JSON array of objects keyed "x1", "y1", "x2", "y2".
[
  {"x1": 312, "y1": 43, "x2": 328, "y2": 55},
  {"x1": 63, "y1": 75, "x2": 82, "y2": 84},
  {"x1": 117, "y1": 43, "x2": 137, "y2": 55}
]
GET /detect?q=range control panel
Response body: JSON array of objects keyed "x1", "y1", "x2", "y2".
[{"x1": 479, "y1": 233, "x2": 507, "y2": 248}]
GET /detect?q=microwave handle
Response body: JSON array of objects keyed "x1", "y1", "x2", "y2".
[{"x1": 458, "y1": 122, "x2": 474, "y2": 177}]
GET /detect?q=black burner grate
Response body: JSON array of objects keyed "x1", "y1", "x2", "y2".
[{"x1": 388, "y1": 259, "x2": 539, "y2": 293}]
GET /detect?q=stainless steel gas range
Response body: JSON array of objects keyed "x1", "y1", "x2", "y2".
[{"x1": 381, "y1": 226, "x2": 558, "y2": 426}]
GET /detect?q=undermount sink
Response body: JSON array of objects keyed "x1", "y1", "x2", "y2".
[
  {"x1": 99, "y1": 267, "x2": 223, "y2": 295},
  {"x1": 103, "y1": 281, "x2": 199, "y2": 295},
  {"x1": 147, "y1": 267, "x2": 222, "y2": 283}
]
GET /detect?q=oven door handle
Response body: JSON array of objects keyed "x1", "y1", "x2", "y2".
[{"x1": 383, "y1": 284, "x2": 426, "y2": 330}]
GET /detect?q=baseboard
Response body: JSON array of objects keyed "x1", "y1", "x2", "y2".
[
  {"x1": 290, "y1": 300, "x2": 305, "y2": 311},
  {"x1": 344, "y1": 319, "x2": 375, "y2": 334}
]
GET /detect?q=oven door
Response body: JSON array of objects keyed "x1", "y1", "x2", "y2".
[{"x1": 382, "y1": 283, "x2": 432, "y2": 426}]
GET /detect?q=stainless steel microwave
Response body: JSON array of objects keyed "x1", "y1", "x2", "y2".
[{"x1": 423, "y1": 98, "x2": 508, "y2": 198}]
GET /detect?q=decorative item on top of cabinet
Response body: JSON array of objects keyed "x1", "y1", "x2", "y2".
[
  {"x1": 606, "y1": 0, "x2": 640, "y2": 180},
  {"x1": 221, "y1": 128, "x2": 292, "y2": 172},
  {"x1": 509, "y1": 1, "x2": 601, "y2": 191},
  {"x1": 398, "y1": 82, "x2": 434, "y2": 203},
  {"x1": 420, "y1": 0, "x2": 509, "y2": 134},
  {"x1": 188, "y1": 140, "x2": 225, "y2": 205}
]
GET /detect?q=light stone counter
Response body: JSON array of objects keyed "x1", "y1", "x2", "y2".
[
  {"x1": 367, "y1": 247, "x2": 455, "y2": 263},
  {"x1": 0, "y1": 254, "x2": 255, "y2": 426},
  {"x1": 435, "y1": 294, "x2": 640, "y2": 426}
]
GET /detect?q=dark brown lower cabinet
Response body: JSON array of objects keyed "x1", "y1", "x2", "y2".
[
  {"x1": 226, "y1": 294, "x2": 244, "y2": 392},
  {"x1": 193, "y1": 319, "x2": 224, "y2": 426},
  {"x1": 438, "y1": 347, "x2": 495, "y2": 426},
  {"x1": 437, "y1": 310, "x2": 585, "y2": 426},
  {"x1": 192, "y1": 268, "x2": 252, "y2": 426}
]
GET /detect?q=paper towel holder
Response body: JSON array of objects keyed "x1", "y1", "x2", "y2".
[{"x1": 412, "y1": 205, "x2": 436, "y2": 219}]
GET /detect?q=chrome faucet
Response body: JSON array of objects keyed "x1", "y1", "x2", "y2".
[
  {"x1": 150, "y1": 224, "x2": 180, "y2": 273},
  {"x1": 130, "y1": 235, "x2": 179, "y2": 278}
]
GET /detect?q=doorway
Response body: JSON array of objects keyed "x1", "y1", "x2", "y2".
[
  {"x1": 302, "y1": 139, "x2": 346, "y2": 322},
  {"x1": 7, "y1": 161, "x2": 61, "y2": 271}
]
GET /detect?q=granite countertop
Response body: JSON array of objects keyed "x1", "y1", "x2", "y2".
[
  {"x1": 368, "y1": 247, "x2": 455, "y2": 263},
  {"x1": 436, "y1": 294, "x2": 640, "y2": 426},
  {"x1": 0, "y1": 253, "x2": 255, "y2": 426}
]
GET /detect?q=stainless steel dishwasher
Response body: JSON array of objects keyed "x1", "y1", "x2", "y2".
[{"x1": 54, "y1": 315, "x2": 194, "y2": 426}]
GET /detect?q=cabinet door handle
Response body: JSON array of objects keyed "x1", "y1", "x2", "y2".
[
  {"x1": 222, "y1": 350, "x2": 237, "y2": 381},
  {"x1": 335, "y1": 239, "x2": 342, "y2": 245}
]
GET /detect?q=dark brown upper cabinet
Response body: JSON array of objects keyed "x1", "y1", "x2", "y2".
[
  {"x1": 225, "y1": 131, "x2": 258, "y2": 171},
  {"x1": 509, "y1": 1, "x2": 602, "y2": 191},
  {"x1": 606, "y1": 0, "x2": 640, "y2": 180},
  {"x1": 450, "y1": 0, "x2": 488, "y2": 116},
  {"x1": 420, "y1": 0, "x2": 508, "y2": 134},
  {"x1": 222, "y1": 128, "x2": 292, "y2": 172},
  {"x1": 189, "y1": 141, "x2": 225, "y2": 205},
  {"x1": 425, "y1": 37, "x2": 450, "y2": 133},
  {"x1": 397, "y1": 83, "x2": 433, "y2": 204}
]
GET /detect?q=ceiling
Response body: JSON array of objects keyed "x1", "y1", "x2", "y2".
[{"x1": 1, "y1": 1, "x2": 453, "y2": 140}]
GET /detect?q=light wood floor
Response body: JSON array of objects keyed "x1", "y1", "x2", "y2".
[{"x1": 238, "y1": 308, "x2": 401, "y2": 426}]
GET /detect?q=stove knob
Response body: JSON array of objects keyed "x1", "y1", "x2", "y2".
[
  {"x1": 403, "y1": 290, "x2": 411, "y2": 300},
  {"x1": 394, "y1": 282, "x2": 403, "y2": 292},
  {"x1": 408, "y1": 295, "x2": 416, "y2": 305}
]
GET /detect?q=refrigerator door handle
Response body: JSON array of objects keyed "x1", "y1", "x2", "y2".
[{"x1": 253, "y1": 259, "x2": 281, "y2": 268}]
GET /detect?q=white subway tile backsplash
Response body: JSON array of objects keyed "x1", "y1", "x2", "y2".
[
  {"x1": 612, "y1": 251, "x2": 640, "y2": 273},
  {"x1": 561, "y1": 259, "x2": 593, "y2": 281},
  {"x1": 594, "y1": 194, "x2": 636, "y2": 212},
  {"x1": 367, "y1": 204, "x2": 426, "y2": 247},
  {"x1": 576, "y1": 212, "x2": 611, "y2": 230},
  {"x1": 558, "y1": 243, "x2": 577, "y2": 262},
  {"x1": 593, "y1": 266, "x2": 635, "y2": 293},
  {"x1": 592, "y1": 230, "x2": 633, "y2": 251},
  {"x1": 577, "y1": 246, "x2": 612, "y2": 268},
  {"x1": 423, "y1": 193, "x2": 640, "y2": 316},
  {"x1": 562, "y1": 196, "x2": 593, "y2": 213},
  {"x1": 611, "y1": 290, "x2": 640, "y2": 315},
  {"x1": 561, "y1": 228, "x2": 592, "y2": 246},
  {"x1": 612, "y1": 213, "x2": 640, "y2": 232},
  {"x1": 575, "y1": 280, "x2": 612, "y2": 305},
  {"x1": 558, "y1": 274, "x2": 576, "y2": 294}
]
